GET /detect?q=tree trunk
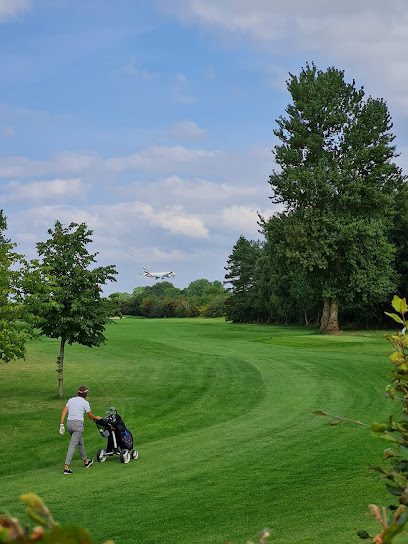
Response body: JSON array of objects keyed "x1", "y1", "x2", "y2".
[
  {"x1": 320, "y1": 297, "x2": 339, "y2": 334},
  {"x1": 320, "y1": 298, "x2": 330, "y2": 331},
  {"x1": 327, "y1": 298, "x2": 339, "y2": 332},
  {"x1": 57, "y1": 337, "x2": 66, "y2": 398}
]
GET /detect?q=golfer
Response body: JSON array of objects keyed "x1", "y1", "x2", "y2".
[{"x1": 60, "y1": 385, "x2": 102, "y2": 474}]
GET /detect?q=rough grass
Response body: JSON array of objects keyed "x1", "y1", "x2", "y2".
[{"x1": 0, "y1": 318, "x2": 398, "y2": 543}]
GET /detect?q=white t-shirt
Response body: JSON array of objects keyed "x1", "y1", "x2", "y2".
[{"x1": 66, "y1": 396, "x2": 91, "y2": 421}]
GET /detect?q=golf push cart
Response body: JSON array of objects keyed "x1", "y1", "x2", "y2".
[{"x1": 95, "y1": 407, "x2": 139, "y2": 464}]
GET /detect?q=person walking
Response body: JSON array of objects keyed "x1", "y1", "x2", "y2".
[{"x1": 60, "y1": 385, "x2": 102, "y2": 474}]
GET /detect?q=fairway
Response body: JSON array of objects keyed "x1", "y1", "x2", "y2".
[{"x1": 0, "y1": 318, "x2": 396, "y2": 543}]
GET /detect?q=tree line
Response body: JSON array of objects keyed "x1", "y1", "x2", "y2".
[
  {"x1": 224, "y1": 63, "x2": 408, "y2": 332},
  {"x1": 109, "y1": 279, "x2": 228, "y2": 319}
]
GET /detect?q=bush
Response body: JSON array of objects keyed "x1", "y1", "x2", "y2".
[{"x1": 0, "y1": 493, "x2": 113, "y2": 543}]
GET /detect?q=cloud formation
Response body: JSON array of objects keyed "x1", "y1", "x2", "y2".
[
  {"x1": 1, "y1": 178, "x2": 85, "y2": 204},
  {"x1": 155, "y1": 0, "x2": 408, "y2": 114},
  {"x1": 169, "y1": 121, "x2": 207, "y2": 141}
]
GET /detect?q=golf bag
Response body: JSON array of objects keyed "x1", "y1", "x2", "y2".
[{"x1": 95, "y1": 407, "x2": 138, "y2": 464}]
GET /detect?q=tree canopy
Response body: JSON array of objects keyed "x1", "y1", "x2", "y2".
[
  {"x1": 0, "y1": 211, "x2": 28, "y2": 362},
  {"x1": 225, "y1": 64, "x2": 407, "y2": 330},
  {"x1": 24, "y1": 221, "x2": 117, "y2": 397}
]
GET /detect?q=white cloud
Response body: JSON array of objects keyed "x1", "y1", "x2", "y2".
[
  {"x1": 154, "y1": 0, "x2": 408, "y2": 114},
  {"x1": 130, "y1": 176, "x2": 260, "y2": 210},
  {"x1": 154, "y1": 205, "x2": 209, "y2": 238},
  {"x1": 133, "y1": 247, "x2": 186, "y2": 263},
  {"x1": 104, "y1": 146, "x2": 221, "y2": 174},
  {"x1": 0, "y1": 144, "x2": 273, "y2": 185},
  {"x1": 169, "y1": 121, "x2": 207, "y2": 141},
  {"x1": 1, "y1": 178, "x2": 85, "y2": 204},
  {"x1": 19, "y1": 201, "x2": 209, "y2": 240},
  {"x1": 221, "y1": 205, "x2": 272, "y2": 235},
  {"x1": 0, "y1": 0, "x2": 31, "y2": 21},
  {"x1": 0, "y1": 152, "x2": 98, "y2": 178}
]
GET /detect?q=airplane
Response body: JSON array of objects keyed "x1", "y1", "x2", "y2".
[{"x1": 140, "y1": 267, "x2": 175, "y2": 280}]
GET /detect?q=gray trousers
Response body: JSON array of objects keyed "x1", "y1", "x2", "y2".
[{"x1": 65, "y1": 420, "x2": 87, "y2": 465}]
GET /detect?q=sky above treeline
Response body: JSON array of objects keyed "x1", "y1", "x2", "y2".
[{"x1": 1, "y1": 0, "x2": 408, "y2": 295}]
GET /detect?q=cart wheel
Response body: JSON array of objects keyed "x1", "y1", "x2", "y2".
[
  {"x1": 97, "y1": 448, "x2": 107, "y2": 462},
  {"x1": 120, "y1": 449, "x2": 131, "y2": 464},
  {"x1": 131, "y1": 449, "x2": 139, "y2": 460}
]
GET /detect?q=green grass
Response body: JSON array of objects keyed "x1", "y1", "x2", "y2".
[{"x1": 0, "y1": 318, "x2": 398, "y2": 543}]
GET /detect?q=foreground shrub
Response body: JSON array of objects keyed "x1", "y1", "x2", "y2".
[{"x1": 0, "y1": 493, "x2": 113, "y2": 543}]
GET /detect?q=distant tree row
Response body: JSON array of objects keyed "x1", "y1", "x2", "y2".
[
  {"x1": 109, "y1": 279, "x2": 228, "y2": 319},
  {"x1": 225, "y1": 64, "x2": 408, "y2": 332}
]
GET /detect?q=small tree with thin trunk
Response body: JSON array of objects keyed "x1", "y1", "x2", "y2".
[{"x1": 25, "y1": 221, "x2": 117, "y2": 397}]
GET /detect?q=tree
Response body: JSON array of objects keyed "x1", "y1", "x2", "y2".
[
  {"x1": 268, "y1": 63, "x2": 404, "y2": 332},
  {"x1": 25, "y1": 221, "x2": 117, "y2": 397},
  {"x1": 0, "y1": 210, "x2": 37, "y2": 362},
  {"x1": 183, "y1": 279, "x2": 227, "y2": 306},
  {"x1": 224, "y1": 236, "x2": 262, "y2": 322},
  {"x1": 258, "y1": 213, "x2": 321, "y2": 325},
  {"x1": 391, "y1": 183, "x2": 408, "y2": 299}
]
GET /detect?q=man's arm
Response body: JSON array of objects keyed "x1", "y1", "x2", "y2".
[
  {"x1": 60, "y1": 406, "x2": 68, "y2": 425},
  {"x1": 86, "y1": 411, "x2": 102, "y2": 421}
]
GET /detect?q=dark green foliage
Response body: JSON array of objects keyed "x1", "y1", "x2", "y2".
[
  {"x1": 268, "y1": 63, "x2": 404, "y2": 331},
  {"x1": 225, "y1": 64, "x2": 406, "y2": 327},
  {"x1": 0, "y1": 210, "x2": 36, "y2": 362},
  {"x1": 110, "y1": 279, "x2": 228, "y2": 318},
  {"x1": 224, "y1": 236, "x2": 262, "y2": 322},
  {"x1": 391, "y1": 183, "x2": 408, "y2": 298}
]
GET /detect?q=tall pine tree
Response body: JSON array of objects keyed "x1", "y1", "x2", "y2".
[{"x1": 224, "y1": 236, "x2": 262, "y2": 322}]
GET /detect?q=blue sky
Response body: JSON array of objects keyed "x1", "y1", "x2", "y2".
[{"x1": 1, "y1": 0, "x2": 408, "y2": 295}]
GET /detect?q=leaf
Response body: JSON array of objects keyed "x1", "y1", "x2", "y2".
[
  {"x1": 371, "y1": 430, "x2": 401, "y2": 443},
  {"x1": 371, "y1": 422, "x2": 388, "y2": 433},
  {"x1": 385, "y1": 312, "x2": 404, "y2": 324},
  {"x1": 385, "y1": 484, "x2": 406, "y2": 497},
  {"x1": 390, "y1": 352, "x2": 405, "y2": 364},
  {"x1": 0, "y1": 527, "x2": 10, "y2": 543},
  {"x1": 392, "y1": 296, "x2": 408, "y2": 315},
  {"x1": 311, "y1": 410, "x2": 328, "y2": 416},
  {"x1": 356, "y1": 529, "x2": 371, "y2": 539},
  {"x1": 20, "y1": 493, "x2": 44, "y2": 512},
  {"x1": 330, "y1": 419, "x2": 343, "y2": 426},
  {"x1": 400, "y1": 446, "x2": 408, "y2": 460},
  {"x1": 383, "y1": 448, "x2": 399, "y2": 460},
  {"x1": 26, "y1": 507, "x2": 47, "y2": 527}
]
